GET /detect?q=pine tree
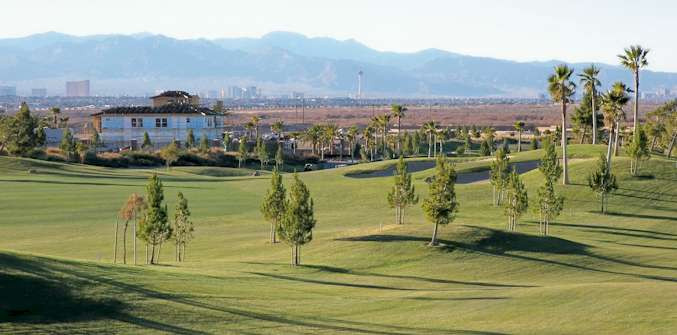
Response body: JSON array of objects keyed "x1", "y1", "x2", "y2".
[
  {"x1": 587, "y1": 155, "x2": 618, "y2": 214},
  {"x1": 6, "y1": 102, "x2": 44, "y2": 156},
  {"x1": 503, "y1": 169, "x2": 528, "y2": 231},
  {"x1": 535, "y1": 178, "x2": 563, "y2": 236},
  {"x1": 502, "y1": 138, "x2": 511, "y2": 154},
  {"x1": 138, "y1": 174, "x2": 172, "y2": 264},
  {"x1": 173, "y1": 192, "x2": 193, "y2": 262},
  {"x1": 200, "y1": 134, "x2": 210, "y2": 153},
  {"x1": 160, "y1": 141, "x2": 179, "y2": 170},
  {"x1": 480, "y1": 139, "x2": 491, "y2": 156},
  {"x1": 261, "y1": 168, "x2": 286, "y2": 244},
  {"x1": 539, "y1": 137, "x2": 562, "y2": 184},
  {"x1": 277, "y1": 173, "x2": 316, "y2": 266},
  {"x1": 186, "y1": 129, "x2": 195, "y2": 148},
  {"x1": 59, "y1": 128, "x2": 77, "y2": 161},
  {"x1": 489, "y1": 148, "x2": 510, "y2": 206},
  {"x1": 422, "y1": 155, "x2": 459, "y2": 246},
  {"x1": 238, "y1": 138, "x2": 247, "y2": 168},
  {"x1": 142, "y1": 132, "x2": 152, "y2": 151},
  {"x1": 387, "y1": 156, "x2": 419, "y2": 225},
  {"x1": 275, "y1": 144, "x2": 284, "y2": 168},
  {"x1": 256, "y1": 138, "x2": 269, "y2": 169},
  {"x1": 626, "y1": 127, "x2": 650, "y2": 176}
]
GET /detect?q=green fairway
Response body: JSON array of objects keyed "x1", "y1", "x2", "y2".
[{"x1": 1, "y1": 145, "x2": 676, "y2": 334}]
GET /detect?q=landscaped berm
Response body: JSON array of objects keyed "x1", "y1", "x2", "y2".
[{"x1": 0, "y1": 145, "x2": 676, "y2": 334}]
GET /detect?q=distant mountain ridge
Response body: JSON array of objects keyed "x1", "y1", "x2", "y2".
[{"x1": 1, "y1": 31, "x2": 676, "y2": 97}]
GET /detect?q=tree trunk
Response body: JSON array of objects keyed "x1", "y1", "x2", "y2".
[
  {"x1": 428, "y1": 133, "x2": 432, "y2": 158},
  {"x1": 122, "y1": 223, "x2": 128, "y2": 264},
  {"x1": 156, "y1": 242, "x2": 163, "y2": 264},
  {"x1": 614, "y1": 122, "x2": 620, "y2": 157},
  {"x1": 291, "y1": 245, "x2": 295, "y2": 266},
  {"x1": 633, "y1": 71, "x2": 639, "y2": 133},
  {"x1": 667, "y1": 132, "x2": 676, "y2": 158},
  {"x1": 133, "y1": 217, "x2": 137, "y2": 265},
  {"x1": 606, "y1": 126, "x2": 614, "y2": 167},
  {"x1": 430, "y1": 222, "x2": 439, "y2": 246},
  {"x1": 561, "y1": 100, "x2": 569, "y2": 185},
  {"x1": 145, "y1": 243, "x2": 149, "y2": 264},
  {"x1": 592, "y1": 89, "x2": 597, "y2": 145},
  {"x1": 113, "y1": 217, "x2": 119, "y2": 264},
  {"x1": 150, "y1": 243, "x2": 155, "y2": 264},
  {"x1": 397, "y1": 117, "x2": 402, "y2": 155},
  {"x1": 271, "y1": 222, "x2": 276, "y2": 244},
  {"x1": 296, "y1": 245, "x2": 301, "y2": 265},
  {"x1": 517, "y1": 130, "x2": 522, "y2": 152},
  {"x1": 182, "y1": 243, "x2": 186, "y2": 262}
]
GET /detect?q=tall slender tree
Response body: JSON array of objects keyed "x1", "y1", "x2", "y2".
[
  {"x1": 503, "y1": 169, "x2": 528, "y2": 232},
  {"x1": 588, "y1": 155, "x2": 618, "y2": 214},
  {"x1": 387, "y1": 156, "x2": 419, "y2": 225},
  {"x1": 601, "y1": 82, "x2": 631, "y2": 166},
  {"x1": 422, "y1": 155, "x2": 459, "y2": 246},
  {"x1": 186, "y1": 129, "x2": 196, "y2": 148},
  {"x1": 626, "y1": 127, "x2": 650, "y2": 176},
  {"x1": 514, "y1": 121, "x2": 525, "y2": 152},
  {"x1": 238, "y1": 137, "x2": 247, "y2": 168},
  {"x1": 618, "y1": 45, "x2": 649, "y2": 133},
  {"x1": 489, "y1": 148, "x2": 510, "y2": 206},
  {"x1": 138, "y1": 174, "x2": 172, "y2": 264},
  {"x1": 119, "y1": 193, "x2": 146, "y2": 265},
  {"x1": 579, "y1": 65, "x2": 602, "y2": 144},
  {"x1": 547, "y1": 64, "x2": 576, "y2": 185},
  {"x1": 277, "y1": 173, "x2": 316, "y2": 266},
  {"x1": 391, "y1": 105, "x2": 407, "y2": 155},
  {"x1": 173, "y1": 192, "x2": 193, "y2": 262},
  {"x1": 261, "y1": 168, "x2": 286, "y2": 244}
]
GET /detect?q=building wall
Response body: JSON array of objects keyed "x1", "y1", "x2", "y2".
[
  {"x1": 99, "y1": 113, "x2": 224, "y2": 147},
  {"x1": 66, "y1": 80, "x2": 90, "y2": 97}
]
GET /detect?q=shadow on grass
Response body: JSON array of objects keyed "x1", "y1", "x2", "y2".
[
  {"x1": 603, "y1": 211, "x2": 677, "y2": 222},
  {"x1": 0, "y1": 178, "x2": 207, "y2": 189},
  {"x1": 6, "y1": 254, "x2": 506, "y2": 335}
]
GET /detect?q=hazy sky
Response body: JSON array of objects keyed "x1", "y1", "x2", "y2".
[{"x1": 3, "y1": 0, "x2": 676, "y2": 71}]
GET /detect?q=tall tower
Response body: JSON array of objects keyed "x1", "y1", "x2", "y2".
[{"x1": 357, "y1": 70, "x2": 363, "y2": 99}]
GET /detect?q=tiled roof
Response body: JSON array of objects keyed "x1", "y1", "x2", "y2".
[{"x1": 94, "y1": 104, "x2": 218, "y2": 116}]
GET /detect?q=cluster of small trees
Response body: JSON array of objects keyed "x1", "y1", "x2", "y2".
[
  {"x1": 113, "y1": 174, "x2": 194, "y2": 265},
  {"x1": 260, "y1": 169, "x2": 317, "y2": 265},
  {"x1": 0, "y1": 103, "x2": 46, "y2": 156}
]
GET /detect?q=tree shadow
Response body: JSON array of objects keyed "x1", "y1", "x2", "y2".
[
  {"x1": 549, "y1": 222, "x2": 677, "y2": 238},
  {"x1": 603, "y1": 211, "x2": 677, "y2": 222}
]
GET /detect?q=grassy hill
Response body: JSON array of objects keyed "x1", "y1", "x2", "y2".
[{"x1": 1, "y1": 145, "x2": 676, "y2": 334}]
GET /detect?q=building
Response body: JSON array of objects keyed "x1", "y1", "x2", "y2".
[
  {"x1": 66, "y1": 80, "x2": 90, "y2": 97},
  {"x1": 92, "y1": 91, "x2": 225, "y2": 148},
  {"x1": 31, "y1": 88, "x2": 47, "y2": 97},
  {"x1": 0, "y1": 86, "x2": 17, "y2": 96},
  {"x1": 229, "y1": 86, "x2": 244, "y2": 99}
]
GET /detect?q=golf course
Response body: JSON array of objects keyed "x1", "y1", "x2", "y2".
[{"x1": 1, "y1": 145, "x2": 676, "y2": 334}]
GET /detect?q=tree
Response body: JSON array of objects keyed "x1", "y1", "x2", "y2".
[
  {"x1": 256, "y1": 138, "x2": 269, "y2": 169},
  {"x1": 618, "y1": 45, "x2": 649, "y2": 133},
  {"x1": 535, "y1": 178, "x2": 563, "y2": 236},
  {"x1": 261, "y1": 167, "x2": 286, "y2": 244},
  {"x1": 238, "y1": 137, "x2": 248, "y2": 168},
  {"x1": 422, "y1": 155, "x2": 459, "y2": 246},
  {"x1": 548, "y1": 64, "x2": 576, "y2": 185},
  {"x1": 514, "y1": 121, "x2": 525, "y2": 152},
  {"x1": 138, "y1": 174, "x2": 172, "y2": 264},
  {"x1": 387, "y1": 156, "x2": 419, "y2": 225},
  {"x1": 489, "y1": 148, "x2": 511, "y2": 206},
  {"x1": 76, "y1": 141, "x2": 89, "y2": 163},
  {"x1": 173, "y1": 192, "x2": 193, "y2": 262},
  {"x1": 251, "y1": 116, "x2": 261, "y2": 139},
  {"x1": 271, "y1": 121, "x2": 284, "y2": 142},
  {"x1": 142, "y1": 132, "x2": 152, "y2": 151},
  {"x1": 50, "y1": 107, "x2": 61, "y2": 128},
  {"x1": 377, "y1": 115, "x2": 391, "y2": 158},
  {"x1": 601, "y1": 82, "x2": 631, "y2": 167},
  {"x1": 502, "y1": 138, "x2": 511, "y2": 154},
  {"x1": 277, "y1": 173, "x2": 316, "y2": 266},
  {"x1": 200, "y1": 134, "x2": 210, "y2": 153},
  {"x1": 59, "y1": 128, "x2": 77, "y2": 161},
  {"x1": 186, "y1": 129, "x2": 196, "y2": 149},
  {"x1": 160, "y1": 141, "x2": 179, "y2": 170},
  {"x1": 480, "y1": 139, "x2": 491, "y2": 156},
  {"x1": 422, "y1": 121, "x2": 437, "y2": 158},
  {"x1": 223, "y1": 132, "x2": 232, "y2": 152},
  {"x1": 539, "y1": 137, "x2": 562, "y2": 184},
  {"x1": 119, "y1": 193, "x2": 146, "y2": 265},
  {"x1": 579, "y1": 65, "x2": 602, "y2": 144},
  {"x1": 482, "y1": 127, "x2": 496, "y2": 154},
  {"x1": 587, "y1": 155, "x2": 618, "y2": 214},
  {"x1": 91, "y1": 129, "x2": 102, "y2": 152},
  {"x1": 5, "y1": 102, "x2": 44, "y2": 156},
  {"x1": 346, "y1": 126, "x2": 359, "y2": 162},
  {"x1": 275, "y1": 144, "x2": 284, "y2": 168},
  {"x1": 572, "y1": 88, "x2": 602, "y2": 144},
  {"x1": 391, "y1": 104, "x2": 407, "y2": 155},
  {"x1": 503, "y1": 169, "x2": 528, "y2": 231},
  {"x1": 645, "y1": 100, "x2": 677, "y2": 158},
  {"x1": 464, "y1": 135, "x2": 471, "y2": 153},
  {"x1": 530, "y1": 138, "x2": 539, "y2": 150},
  {"x1": 626, "y1": 127, "x2": 650, "y2": 176},
  {"x1": 412, "y1": 131, "x2": 421, "y2": 156}
]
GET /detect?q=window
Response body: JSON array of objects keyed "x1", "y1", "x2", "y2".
[
  {"x1": 131, "y1": 118, "x2": 144, "y2": 128},
  {"x1": 186, "y1": 118, "x2": 191, "y2": 123},
  {"x1": 131, "y1": 118, "x2": 137, "y2": 128},
  {"x1": 155, "y1": 118, "x2": 161, "y2": 128},
  {"x1": 162, "y1": 118, "x2": 168, "y2": 128}
]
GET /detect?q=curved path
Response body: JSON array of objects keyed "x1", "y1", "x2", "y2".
[{"x1": 346, "y1": 160, "x2": 540, "y2": 184}]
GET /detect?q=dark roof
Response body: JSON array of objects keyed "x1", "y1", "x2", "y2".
[
  {"x1": 150, "y1": 90, "x2": 193, "y2": 99},
  {"x1": 94, "y1": 104, "x2": 218, "y2": 116}
]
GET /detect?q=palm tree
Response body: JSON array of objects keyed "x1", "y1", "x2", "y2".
[
  {"x1": 377, "y1": 115, "x2": 391, "y2": 159},
  {"x1": 324, "y1": 124, "x2": 339, "y2": 157},
  {"x1": 251, "y1": 115, "x2": 261, "y2": 139},
  {"x1": 50, "y1": 107, "x2": 61, "y2": 128},
  {"x1": 547, "y1": 64, "x2": 576, "y2": 185},
  {"x1": 363, "y1": 125, "x2": 375, "y2": 161},
  {"x1": 422, "y1": 121, "x2": 437, "y2": 158},
  {"x1": 618, "y1": 45, "x2": 649, "y2": 133},
  {"x1": 579, "y1": 65, "x2": 601, "y2": 144},
  {"x1": 514, "y1": 121, "x2": 525, "y2": 152},
  {"x1": 244, "y1": 121, "x2": 255, "y2": 140},
  {"x1": 601, "y1": 82, "x2": 631, "y2": 166},
  {"x1": 346, "y1": 126, "x2": 359, "y2": 162},
  {"x1": 391, "y1": 104, "x2": 407, "y2": 155},
  {"x1": 271, "y1": 121, "x2": 284, "y2": 143},
  {"x1": 304, "y1": 125, "x2": 322, "y2": 156}
]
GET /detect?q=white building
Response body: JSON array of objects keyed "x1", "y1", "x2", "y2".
[{"x1": 92, "y1": 91, "x2": 226, "y2": 148}]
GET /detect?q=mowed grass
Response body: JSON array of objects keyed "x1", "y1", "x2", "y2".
[{"x1": 1, "y1": 145, "x2": 676, "y2": 334}]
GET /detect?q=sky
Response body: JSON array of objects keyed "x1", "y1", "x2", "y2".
[{"x1": 2, "y1": 0, "x2": 676, "y2": 71}]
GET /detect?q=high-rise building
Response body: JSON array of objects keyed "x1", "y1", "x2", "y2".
[
  {"x1": 66, "y1": 80, "x2": 90, "y2": 97},
  {"x1": 246, "y1": 86, "x2": 259, "y2": 99},
  {"x1": 31, "y1": 88, "x2": 47, "y2": 97},
  {"x1": 0, "y1": 85, "x2": 17, "y2": 96},
  {"x1": 229, "y1": 86, "x2": 244, "y2": 99}
]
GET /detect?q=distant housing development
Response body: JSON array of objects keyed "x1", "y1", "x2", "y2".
[{"x1": 92, "y1": 91, "x2": 226, "y2": 148}]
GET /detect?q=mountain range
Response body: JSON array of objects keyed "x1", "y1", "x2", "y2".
[{"x1": 1, "y1": 31, "x2": 677, "y2": 97}]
